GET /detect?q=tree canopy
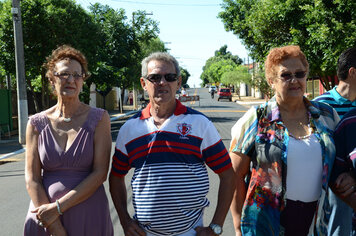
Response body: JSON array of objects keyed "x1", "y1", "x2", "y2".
[
  {"x1": 221, "y1": 65, "x2": 251, "y2": 87},
  {"x1": 219, "y1": 0, "x2": 356, "y2": 90},
  {"x1": 200, "y1": 45, "x2": 243, "y2": 85},
  {"x1": 0, "y1": 0, "x2": 183, "y2": 111},
  {"x1": 180, "y1": 67, "x2": 190, "y2": 85}
]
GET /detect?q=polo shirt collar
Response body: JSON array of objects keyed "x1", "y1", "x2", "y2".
[
  {"x1": 330, "y1": 86, "x2": 350, "y2": 104},
  {"x1": 140, "y1": 99, "x2": 187, "y2": 120}
]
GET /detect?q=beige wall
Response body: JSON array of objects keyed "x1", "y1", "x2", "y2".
[{"x1": 96, "y1": 89, "x2": 117, "y2": 110}]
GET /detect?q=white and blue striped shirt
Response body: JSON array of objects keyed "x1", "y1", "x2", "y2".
[{"x1": 111, "y1": 100, "x2": 231, "y2": 235}]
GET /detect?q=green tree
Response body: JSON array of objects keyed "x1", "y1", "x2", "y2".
[
  {"x1": 219, "y1": 0, "x2": 356, "y2": 90},
  {"x1": 221, "y1": 65, "x2": 251, "y2": 86},
  {"x1": 221, "y1": 65, "x2": 251, "y2": 98},
  {"x1": 215, "y1": 44, "x2": 243, "y2": 65},
  {"x1": 0, "y1": 0, "x2": 100, "y2": 111},
  {"x1": 140, "y1": 37, "x2": 167, "y2": 58},
  {"x1": 89, "y1": 3, "x2": 135, "y2": 108},
  {"x1": 0, "y1": 1, "x2": 162, "y2": 111},
  {"x1": 130, "y1": 10, "x2": 160, "y2": 85},
  {"x1": 180, "y1": 67, "x2": 190, "y2": 85},
  {"x1": 201, "y1": 45, "x2": 243, "y2": 85}
]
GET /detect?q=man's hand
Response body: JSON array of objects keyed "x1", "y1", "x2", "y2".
[
  {"x1": 122, "y1": 218, "x2": 146, "y2": 236},
  {"x1": 334, "y1": 172, "x2": 356, "y2": 197},
  {"x1": 195, "y1": 226, "x2": 215, "y2": 236}
]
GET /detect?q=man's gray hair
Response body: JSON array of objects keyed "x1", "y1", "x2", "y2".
[{"x1": 141, "y1": 52, "x2": 180, "y2": 78}]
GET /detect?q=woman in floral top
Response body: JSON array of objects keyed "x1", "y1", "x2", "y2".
[{"x1": 229, "y1": 45, "x2": 340, "y2": 236}]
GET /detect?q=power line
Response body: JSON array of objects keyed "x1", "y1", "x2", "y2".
[{"x1": 111, "y1": 0, "x2": 219, "y2": 7}]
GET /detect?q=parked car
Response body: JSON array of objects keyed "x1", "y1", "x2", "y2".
[
  {"x1": 217, "y1": 88, "x2": 232, "y2": 101},
  {"x1": 208, "y1": 85, "x2": 217, "y2": 93}
]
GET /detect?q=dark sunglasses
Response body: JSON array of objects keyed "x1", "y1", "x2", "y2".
[
  {"x1": 280, "y1": 71, "x2": 307, "y2": 81},
  {"x1": 145, "y1": 73, "x2": 178, "y2": 83},
  {"x1": 54, "y1": 72, "x2": 84, "y2": 80}
]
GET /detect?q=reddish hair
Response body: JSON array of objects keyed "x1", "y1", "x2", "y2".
[
  {"x1": 44, "y1": 45, "x2": 90, "y2": 80},
  {"x1": 265, "y1": 45, "x2": 309, "y2": 83}
]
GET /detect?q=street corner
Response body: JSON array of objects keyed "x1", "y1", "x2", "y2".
[{"x1": 0, "y1": 137, "x2": 26, "y2": 162}]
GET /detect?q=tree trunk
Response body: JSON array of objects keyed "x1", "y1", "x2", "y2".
[{"x1": 26, "y1": 77, "x2": 40, "y2": 113}]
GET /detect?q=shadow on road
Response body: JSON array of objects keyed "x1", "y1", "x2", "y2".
[
  {"x1": 0, "y1": 168, "x2": 24, "y2": 177},
  {"x1": 0, "y1": 142, "x2": 23, "y2": 155},
  {"x1": 198, "y1": 105, "x2": 234, "y2": 109},
  {"x1": 208, "y1": 117, "x2": 237, "y2": 123}
]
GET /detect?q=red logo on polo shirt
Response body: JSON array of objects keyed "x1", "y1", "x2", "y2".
[{"x1": 177, "y1": 123, "x2": 192, "y2": 138}]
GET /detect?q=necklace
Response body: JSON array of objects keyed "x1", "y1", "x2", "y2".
[
  {"x1": 288, "y1": 111, "x2": 313, "y2": 140},
  {"x1": 289, "y1": 127, "x2": 313, "y2": 140},
  {"x1": 60, "y1": 111, "x2": 72, "y2": 122},
  {"x1": 58, "y1": 103, "x2": 82, "y2": 122}
]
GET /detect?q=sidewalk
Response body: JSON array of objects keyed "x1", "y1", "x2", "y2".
[
  {"x1": 232, "y1": 94, "x2": 266, "y2": 105},
  {"x1": 0, "y1": 110, "x2": 138, "y2": 162},
  {"x1": 0, "y1": 136, "x2": 25, "y2": 161}
]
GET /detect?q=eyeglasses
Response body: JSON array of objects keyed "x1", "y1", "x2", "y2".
[
  {"x1": 145, "y1": 73, "x2": 178, "y2": 83},
  {"x1": 280, "y1": 71, "x2": 307, "y2": 81},
  {"x1": 54, "y1": 72, "x2": 84, "y2": 80}
]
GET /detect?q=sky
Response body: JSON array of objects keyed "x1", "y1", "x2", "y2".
[{"x1": 76, "y1": 0, "x2": 249, "y2": 88}]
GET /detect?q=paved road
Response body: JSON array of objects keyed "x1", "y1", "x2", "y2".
[{"x1": 0, "y1": 88, "x2": 258, "y2": 235}]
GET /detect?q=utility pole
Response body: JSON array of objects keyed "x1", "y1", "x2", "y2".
[
  {"x1": 132, "y1": 11, "x2": 153, "y2": 110},
  {"x1": 12, "y1": 0, "x2": 28, "y2": 144}
]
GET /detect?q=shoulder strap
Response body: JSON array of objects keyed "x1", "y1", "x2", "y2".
[
  {"x1": 29, "y1": 112, "x2": 48, "y2": 133},
  {"x1": 87, "y1": 107, "x2": 105, "y2": 132}
]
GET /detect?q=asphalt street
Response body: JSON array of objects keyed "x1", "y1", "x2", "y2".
[{"x1": 0, "y1": 88, "x2": 261, "y2": 235}]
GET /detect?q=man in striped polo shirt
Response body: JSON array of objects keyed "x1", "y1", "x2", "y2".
[
  {"x1": 314, "y1": 47, "x2": 356, "y2": 236},
  {"x1": 109, "y1": 52, "x2": 234, "y2": 236}
]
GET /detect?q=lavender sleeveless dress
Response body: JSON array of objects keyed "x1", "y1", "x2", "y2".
[{"x1": 24, "y1": 107, "x2": 113, "y2": 236}]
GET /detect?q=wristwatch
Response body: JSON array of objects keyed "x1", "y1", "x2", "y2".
[{"x1": 209, "y1": 223, "x2": 223, "y2": 235}]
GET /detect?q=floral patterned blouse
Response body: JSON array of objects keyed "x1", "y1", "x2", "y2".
[{"x1": 230, "y1": 96, "x2": 340, "y2": 236}]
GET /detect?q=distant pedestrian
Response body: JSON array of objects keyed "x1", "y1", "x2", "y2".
[
  {"x1": 229, "y1": 45, "x2": 339, "y2": 235},
  {"x1": 109, "y1": 52, "x2": 234, "y2": 236},
  {"x1": 24, "y1": 45, "x2": 113, "y2": 235},
  {"x1": 128, "y1": 91, "x2": 133, "y2": 105},
  {"x1": 181, "y1": 87, "x2": 187, "y2": 96}
]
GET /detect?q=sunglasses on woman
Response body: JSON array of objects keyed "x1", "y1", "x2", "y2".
[
  {"x1": 54, "y1": 72, "x2": 84, "y2": 80},
  {"x1": 280, "y1": 71, "x2": 307, "y2": 81},
  {"x1": 145, "y1": 73, "x2": 178, "y2": 83}
]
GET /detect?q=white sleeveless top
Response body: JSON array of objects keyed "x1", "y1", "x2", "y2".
[{"x1": 285, "y1": 134, "x2": 322, "y2": 202}]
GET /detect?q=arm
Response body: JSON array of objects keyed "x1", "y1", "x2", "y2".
[
  {"x1": 195, "y1": 167, "x2": 235, "y2": 236},
  {"x1": 109, "y1": 174, "x2": 145, "y2": 236},
  {"x1": 229, "y1": 151, "x2": 251, "y2": 236},
  {"x1": 211, "y1": 167, "x2": 236, "y2": 226},
  {"x1": 25, "y1": 121, "x2": 66, "y2": 234},
  {"x1": 34, "y1": 112, "x2": 112, "y2": 227}
]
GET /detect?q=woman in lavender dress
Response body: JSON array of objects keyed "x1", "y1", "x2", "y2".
[{"x1": 24, "y1": 45, "x2": 113, "y2": 236}]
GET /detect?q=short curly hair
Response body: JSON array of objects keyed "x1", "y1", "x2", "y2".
[
  {"x1": 265, "y1": 45, "x2": 309, "y2": 83},
  {"x1": 44, "y1": 45, "x2": 90, "y2": 80}
]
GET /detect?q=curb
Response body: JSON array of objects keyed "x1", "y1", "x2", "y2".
[
  {"x1": 235, "y1": 100, "x2": 265, "y2": 105},
  {"x1": 110, "y1": 110, "x2": 139, "y2": 122},
  {"x1": 0, "y1": 148, "x2": 26, "y2": 161}
]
